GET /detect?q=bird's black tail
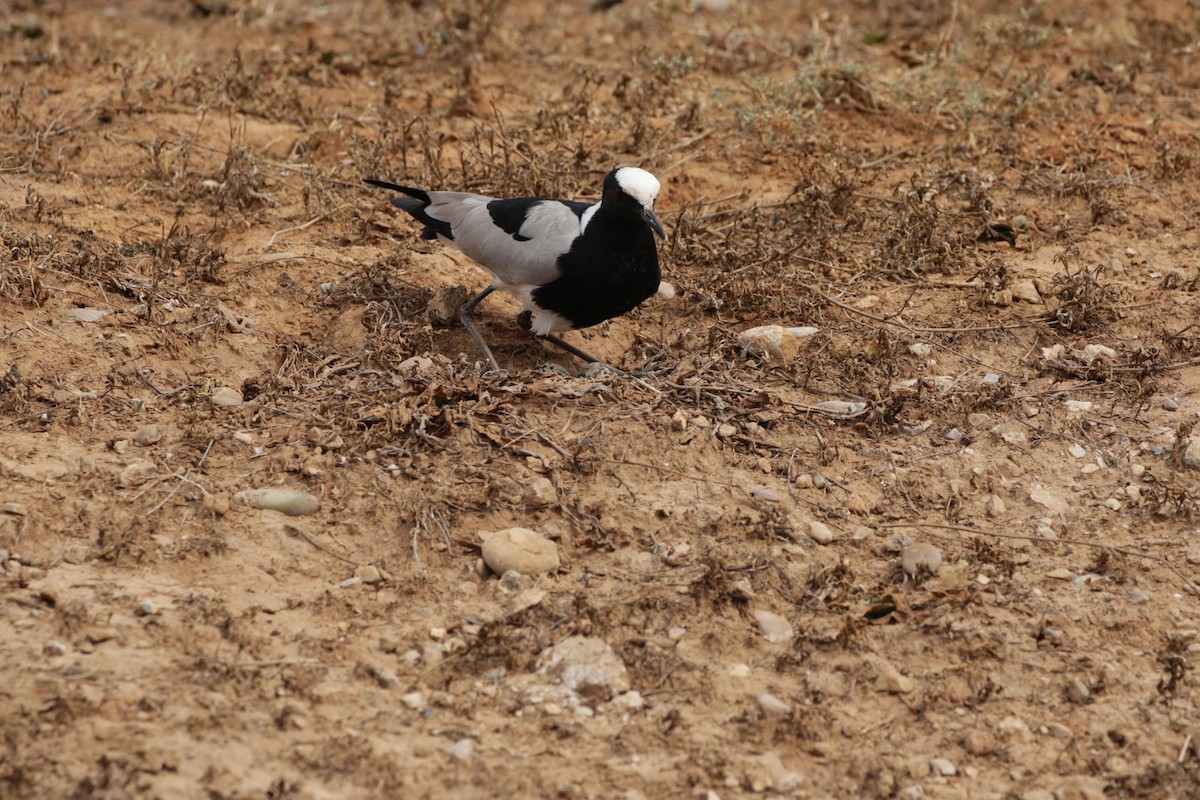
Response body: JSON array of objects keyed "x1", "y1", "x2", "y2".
[{"x1": 363, "y1": 179, "x2": 452, "y2": 241}]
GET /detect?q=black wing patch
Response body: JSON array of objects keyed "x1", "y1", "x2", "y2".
[{"x1": 487, "y1": 197, "x2": 548, "y2": 242}]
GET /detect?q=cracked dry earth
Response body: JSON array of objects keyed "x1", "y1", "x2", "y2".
[{"x1": 2, "y1": 0, "x2": 1200, "y2": 798}]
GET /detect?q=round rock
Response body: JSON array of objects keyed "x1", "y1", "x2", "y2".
[
  {"x1": 481, "y1": 528, "x2": 559, "y2": 576},
  {"x1": 901, "y1": 542, "x2": 942, "y2": 578},
  {"x1": 233, "y1": 489, "x2": 319, "y2": 516}
]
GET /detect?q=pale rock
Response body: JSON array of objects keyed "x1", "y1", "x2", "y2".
[
  {"x1": 901, "y1": 542, "x2": 942, "y2": 578},
  {"x1": 1053, "y1": 775, "x2": 1106, "y2": 800},
  {"x1": 1011, "y1": 278, "x2": 1042, "y2": 304},
  {"x1": 1029, "y1": 486, "x2": 1068, "y2": 515},
  {"x1": 807, "y1": 520, "x2": 834, "y2": 545},
  {"x1": 400, "y1": 691, "x2": 425, "y2": 710},
  {"x1": 996, "y1": 715, "x2": 1033, "y2": 742},
  {"x1": 1183, "y1": 438, "x2": 1200, "y2": 470},
  {"x1": 754, "y1": 610, "x2": 794, "y2": 644},
  {"x1": 757, "y1": 692, "x2": 792, "y2": 718},
  {"x1": 355, "y1": 565, "x2": 382, "y2": 584},
  {"x1": 210, "y1": 386, "x2": 244, "y2": 407},
  {"x1": 134, "y1": 424, "x2": 163, "y2": 446},
  {"x1": 1067, "y1": 443, "x2": 1086, "y2": 459},
  {"x1": 536, "y1": 636, "x2": 630, "y2": 702},
  {"x1": 446, "y1": 738, "x2": 474, "y2": 762},
  {"x1": 876, "y1": 664, "x2": 916, "y2": 694},
  {"x1": 1067, "y1": 677, "x2": 1090, "y2": 704},
  {"x1": 481, "y1": 528, "x2": 559, "y2": 576},
  {"x1": 929, "y1": 757, "x2": 956, "y2": 776},
  {"x1": 233, "y1": 489, "x2": 319, "y2": 516},
  {"x1": 738, "y1": 324, "x2": 818, "y2": 364},
  {"x1": 117, "y1": 460, "x2": 157, "y2": 488},
  {"x1": 984, "y1": 494, "x2": 1006, "y2": 516}
]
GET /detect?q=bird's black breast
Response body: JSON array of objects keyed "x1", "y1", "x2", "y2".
[{"x1": 530, "y1": 213, "x2": 660, "y2": 330}]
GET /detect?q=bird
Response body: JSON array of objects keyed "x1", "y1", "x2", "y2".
[{"x1": 365, "y1": 167, "x2": 666, "y2": 372}]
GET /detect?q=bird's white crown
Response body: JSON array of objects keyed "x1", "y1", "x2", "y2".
[{"x1": 615, "y1": 167, "x2": 660, "y2": 208}]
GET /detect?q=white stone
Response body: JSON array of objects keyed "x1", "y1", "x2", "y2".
[
  {"x1": 901, "y1": 542, "x2": 942, "y2": 578},
  {"x1": 757, "y1": 692, "x2": 792, "y2": 717},
  {"x1": 446, "y1": 738, "x2": 474, "y2": 761},
  {"x1": 753, "y1": 610, "x2": 794, "y2": 644},
  {"x1": 536, "y1": 636, "x2": 629, "y2": 702},
  {"x1": 807, "y1": 520, "x2": 834, "y2": 545},
  {"x1": 481, "y1": 528, "x2": 559, "y2": 576},
  {"x1": 929, "y1": 757, "x2": 957, "y2": 776}
]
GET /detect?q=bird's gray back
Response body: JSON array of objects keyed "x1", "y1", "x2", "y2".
[{"x1": 424, "y1": 193, "x2": 585, "y2": 288}]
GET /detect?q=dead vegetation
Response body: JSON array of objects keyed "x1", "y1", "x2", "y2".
[{"x1": 2, "y1": 0, "x2": 1200, "y2": 798}]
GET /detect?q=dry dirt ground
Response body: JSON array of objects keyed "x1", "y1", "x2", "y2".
[{"x1": 3, "y1": 1, "x2": 1200, "y2": 798}]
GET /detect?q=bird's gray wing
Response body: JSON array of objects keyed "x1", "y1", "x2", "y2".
[{"x1": 425, "y1": 193, "x2": 587, "y2": 287}]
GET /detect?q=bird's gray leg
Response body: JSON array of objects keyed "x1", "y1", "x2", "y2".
[
  {"x1": 460, "y1": 283, "x2": 502, "y2": 372},
  {"x1": 538, "y1": 334, "x2": 603, "y2": 364},
  {"x1": 515, "y1": 310, "x2": 602, "y2": 365}
]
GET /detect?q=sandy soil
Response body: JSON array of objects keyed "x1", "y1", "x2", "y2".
[{"x1": 2, "y1": 1, "x2": 1200, "y2": 798}]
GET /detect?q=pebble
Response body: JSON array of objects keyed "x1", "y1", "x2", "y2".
[
  {"x1": 929, "y1": 757, "x2": 956, "y2": 777},
  {"x1": 1044, "y1": 721, "x2": 1073, "y2": 738},
  {"x1": 134, "y1": 424, "x2": 163, "y2": 446},
  {"x1": 498, "y1": 570, "x2": 535, "y2": 593},
  {"x1": 1162, "y1": 397, "x2": 1179, "y2": 411},
  {"x1": 984, "y1": 495, "x2": 1006, "y2": 516},
  {"x1": 1067, "y1": 443, "x2": 1086, "y2": 459},
  {"x1": 62, "y1": 307, "x2": 110, "y2": 323},
  {"x1": 996, "y1": 715, "x2": 1033, "y2": 742},
  {"x1": 1067, "y1": 677, "x2": 1090, "y2": 704},
  {"x1": 536, "y1": 636, "x2": 630, "y2": 702},
  {"x1": 876, "y1": 664, "x2": 916, "y2": 694},
  {"x1": 43, "y1": 641, "x2": 68, "y2": 656},
  {"x1": 737, "y1": 325, "x2": 818, "y2": 364},
  {"x1": 356, "y1": 565, "x2": 382, "y2": 584},
  {"x1": 1046, "y1": 568, "x2": 1075, "y2": 581},
  {"x1": 1103, "y1": 498, "x2": 1123, "y2": 511},
  {"x1": 756, "y1": 692, "x2": 792, "y2": 718},
  {"x1": 901, "y1": 542, "x2": 942, "y2": 578},
  {"x1": 135, "y1": 600, "x2": 157, "y2": 616},
  {"x1": 374, "y1": 668, "x2": 399, "y2": 688},
  {"x1": 446, "y1": 738, "x2": 474, "y2": 762},
  {"x1": 1022, "y1": 791, "x2": 1055, "y2": 800},
  {"x1": 750, "y1": 486, "x2": 781, "y2": 503},
  {"x1": 1183, "y1": 438, "x2": 1200, "y2": 470},
  {"x1": 233, "y1": 489, "x2": 319, "y2": 516},
  {"x1": 210, "y1": 386, "x2": 245, "y2": 407},
  {"x1": 1129, "y1": 588, "x2": 1152, "y2": 604},
  {"x1": 1186, "y1": 543, "x2": 1200, "y2": 565},
  {"x1": 662, "y1": 543, "x2": 691, "y2": 566},
  {"x1": 806, "y1": 520, "x2": 834, "y2": 545},
  {"x1": 728, "y1": 663, "x2": 751, "y2": 679},
  {"x1": 85, "y1": 626, "x2": 119, "y2": 644},
  {"x1": 753, "y1": 610, "x2": 794, "y2": 644},
  {"x1": 480, "y1": 528, "x2": 559, "y2": 576},
  {"x1": 1053, "y1": 775, "x2": 1106, "y2": 800},
  {"x1": 117, "y1": 460, "x2": 157, "y2": 488},
  {"x1": 1, "y1": 502, "x2": 27, "y2": 516}
]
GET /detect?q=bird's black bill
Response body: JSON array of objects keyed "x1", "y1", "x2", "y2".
[{"x1": 644, "y1": 207, "x2": 666, "y2": 239}]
